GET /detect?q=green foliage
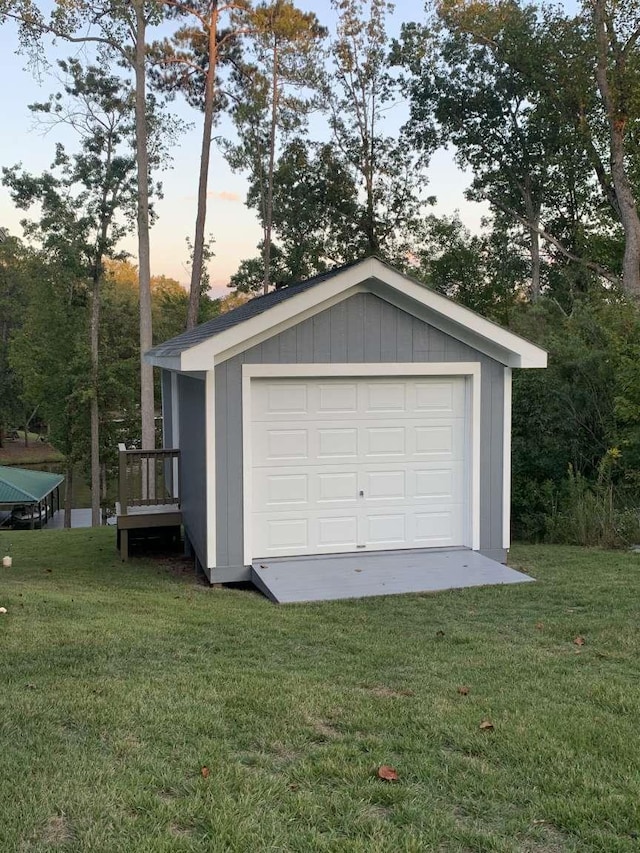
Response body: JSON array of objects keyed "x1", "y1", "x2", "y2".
[
  {"x1": 0, "y1": 234, "x2": 30, "y2": 443},
  {"x1": 8, "y1": 259, "x2": 90, "y2": 464},
  {"x1": 545, "y1": 461, "x2": 640, "y2": 548},
  {"x1": 510, "y1": 290, "x2": 640, "y2": 544}
]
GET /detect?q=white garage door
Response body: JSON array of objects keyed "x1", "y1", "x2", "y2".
[{"x1": 250, "y1": 376, "x2": 468, "y2": 558}]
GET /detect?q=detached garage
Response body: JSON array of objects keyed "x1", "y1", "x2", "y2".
[{"x1": 146, "y1": 257, "x2": 547, "y2": 601}]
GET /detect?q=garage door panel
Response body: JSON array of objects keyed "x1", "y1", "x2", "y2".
[
  {"x1": 413, "y1": 509, "x2": 463, "y2": 546},
  {"x1": 251, "y1": 376, "x2": 469, "y2": 558},
  {"x1": 414, "y1": 466, "x2": 464, "y2": 501},
  {"x1": 263, "y1": 473, "x2": 308, "y2": 507},
  {"x1": 317, "y1": 383, "x2": 358, "y2": 414},
  {"x1": 318, "y1": 472, "x2": 358, "y2": 503},
  {"x1": 260, "y1": 517, "x2": 309, "y2": 552},
  {"x1": 413, "y1": 424, "x2": 462, "y2": 458},
  {"x1": 318, "y1": 515, "x2": 358, "y2": 548},
  {"x1": 365, "y1": 470, "x2": 406, "y2": 500},
  {"x1": 318, "y1": 428, "x2": 358, "y2": 459},
  {"x1": 363, "y1": 513, "x2": 406, "y2": 545},
  {"x1": 364, "y1": 426, "x2": 406, "y2": 457},
  {"x1": 252, "y1": 426, "x2": 310, "y2": 463},
  {"x1": 413, "y1": 381, "x2": 465, "y2": 413},
  {"x1": 364, "y1": 382, "x2": 407, "y2": 412}
]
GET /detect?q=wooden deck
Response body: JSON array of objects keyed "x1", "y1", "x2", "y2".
[
  {"x1": 251, "y1": 548, "x2": 534, "y2": 604},
  {"x1": 116, "y1": 446, "x2": 182, "y2": 560}
]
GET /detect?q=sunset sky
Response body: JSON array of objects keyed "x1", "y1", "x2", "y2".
[{"x1": 0, "y1": 1, "x2": 486, "y2": 298}]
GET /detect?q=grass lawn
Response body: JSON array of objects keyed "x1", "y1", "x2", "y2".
[{"x1": 1, "y1": 530, "x2": 639, "y2": 852}]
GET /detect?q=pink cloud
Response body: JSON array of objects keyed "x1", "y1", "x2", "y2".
[{"x1": 207, "y1": 190, "x2": 241, "y2": 202}]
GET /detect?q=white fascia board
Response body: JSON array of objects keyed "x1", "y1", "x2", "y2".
[
  {"x1": 163, "y1": 255, "x2": 547, "y2": 371},
  {"x1": 145, "y1": 354, "x2": 182, "y2": 371},
  {"x1": 367, "y1": 261, "x2": 548, "y2": 368}
]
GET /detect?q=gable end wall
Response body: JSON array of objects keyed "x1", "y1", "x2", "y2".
[{"x1": 213, "y1": 292, "x2": 505, "y2": 578}]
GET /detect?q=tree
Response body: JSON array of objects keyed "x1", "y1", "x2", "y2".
[
  {"x1": 395, "y1": 3, "x2": 603, "y2": 300},
  {"x1": 9, "y1": 256, "x2": 89, "y2": 527},
  {"x1": 592, "y1": 0, "x2": 640, "y2": 296},
  {"x1": 325, "y1": 0, "x2": 427, "y2": 263},
  {"x1": 225, "y1": 0, "x2": 327, "y2": 293},
  {"x1": 3, "y1": 58, "x2": 139, "y2": 525},
  {"x1": 0, "y1": 234, "x2": 29, "y2": 447},
  {"x1": 400, "y1": 0, "x2": 640, "y2": 298},
  {"x1": 229, "y1": 137, "x2": 364, "y2": 291},
  {"x1": 5, "y1": 0, "x2": 167, "y2": 449},
  {"x1": 151, "y1": 0, "x2": 249, "y2": 328}
]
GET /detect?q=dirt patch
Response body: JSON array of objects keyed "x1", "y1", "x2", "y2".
[
  {"x1": 157, "y1": 789, "x2": 180, "y2": 804},
  {"x1": 168, "y1": 823, "x2": 195, "y2": 838},
  {"x1": 520, "y1": 823, "x2": 570, "y2": 852},
  {"x1": 309, "y1": 719, "x2": 341, "y2": 740},
  {"x1": 41, "y1": 815, "x2": 74, "y2": 846}
]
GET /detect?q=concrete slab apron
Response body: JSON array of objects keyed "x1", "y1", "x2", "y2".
[{"x1": 251, "y1": 548, "x2": 534, "y2": 604}]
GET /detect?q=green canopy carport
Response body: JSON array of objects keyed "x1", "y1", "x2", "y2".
[{"x1": 0, "y1": 465, "x2": 64, "y2": 529}]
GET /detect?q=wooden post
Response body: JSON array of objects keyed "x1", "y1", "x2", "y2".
[{"x1": 118, "y1": 444, "x2": 128, "y2": 516}]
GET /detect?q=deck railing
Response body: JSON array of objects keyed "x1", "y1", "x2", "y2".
[{"x1": 118, "y1": 444, "x2": 180, "y2": 514}]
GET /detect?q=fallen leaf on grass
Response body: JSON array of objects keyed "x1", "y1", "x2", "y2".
[
  {"x1": 457, "y1": 686, "x2": 470, "y2": 696},
  {"x1": 377, "y1": 765, "x2": 399, "y2": 782},
  {"x1": 200, "y1": 766, "x2": 210, "y2": 778},
  {"x1": 479, "y1": 720, "x2": 494, "y2": 731},
  {"x1": 535, "y1": 622, "x2": 544, "y2": 630},
  {"x1": 436, "y1": 630, "x2": 445, "y2": 637},
  {"x1": 574, "y1": 636, "x2": 585, "y2": 646},
  {"x1": 0, "y1": 607, "x2": 7, "y2": 615}
]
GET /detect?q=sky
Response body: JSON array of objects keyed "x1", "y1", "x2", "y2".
[{"x1": 0, "y1": 1, "x2": 487, "y2": 299}]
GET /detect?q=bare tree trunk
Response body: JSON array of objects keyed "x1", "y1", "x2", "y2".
[
  {"x1": 594, "y1": 0, "x2": 640, "y2": 297},
  {"x1": 187, "y1": 2, "x2": 219, "y2": 331},
  {"x1": 90, "y1": 273, "x2": 101, "y2": 527},
  {"x1": 263, "y1": 40, "x2": 279, "y2": 296},
  {"x1": 523, "y1": 190, "x2": 541, "y2": 301},
  {"x1": 64, "y1": 464, "x2": 73, "y2": 529},
  {"x1": 134, "y1": 0, "x2": 155, "y2": 450}
]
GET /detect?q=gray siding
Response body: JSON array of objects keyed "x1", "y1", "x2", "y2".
[
  {"x1": 213, "y1": 292, "x2": 505, "y2": 577},
  {"x1": 178, "y1": 374, "x2": 207, "y2": 572}
]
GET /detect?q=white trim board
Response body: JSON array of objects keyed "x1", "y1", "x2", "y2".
[
  {"x1": 205, "y1": 370, "x2": 217, "y2": 570},
  {"x1": 147, "y1": 258, "x2": 547, "y2": 372},
  {"x1": 241, "y1": 363, "x2": 482, "y2": 565},
  {"x1": 503, "y1": 367, "x2": 512, "y2": 550}
]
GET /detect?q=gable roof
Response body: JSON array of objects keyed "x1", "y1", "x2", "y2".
[
  {"x1": 146, "y1": 259, "x2": 362, "y2": 360},
  {"x1": 0, "y1": 465, "x2": 64, "y2": 505},
  {"x1": 145, "y1": 257, "x2": 547, "y2": 370}
]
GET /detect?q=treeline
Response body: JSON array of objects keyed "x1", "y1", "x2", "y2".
[{"x1": 1, "y1": 0, "x2": 640, "y2": 543}]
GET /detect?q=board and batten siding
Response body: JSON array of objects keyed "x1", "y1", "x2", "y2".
[
  {"x1": 213, "y1": 292, "x2": 505, "y2": 580},
  {"x1": 177, "y1": 373, "x2": 207, "y2": 571}
]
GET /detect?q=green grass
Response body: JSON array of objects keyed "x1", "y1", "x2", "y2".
[{"x1": 1, "y1": 531, "x2": 639, "y2": 852}]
